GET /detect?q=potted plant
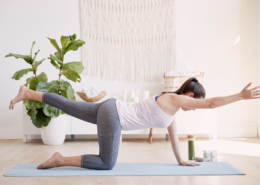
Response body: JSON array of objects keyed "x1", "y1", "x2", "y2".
[{"x1": 5, "y1": 34, "x2": 85, "y2": 145}]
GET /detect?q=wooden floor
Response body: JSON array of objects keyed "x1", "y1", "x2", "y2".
[{"x1": 0, "y1": 137, "x2": 260, "y2": 185}]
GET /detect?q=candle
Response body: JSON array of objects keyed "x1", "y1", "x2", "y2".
[
  {"x1": 133, "y1": 96, "x2": 139, "y2": 102},
  {"x1": 130, "y1": 91, "x2": 135, "y2": 102},
  {"x1": 113, "y1": 96, "x2": 118, "y2": 99},
  {"x1": 143, "y1": 91, "x2": 149, "y2": 101},
  {"x1": 123, "y1": 89, "x2": 127, "y2": 102},
  {"x1": 135, "y1": 89, "x2": 140, "y2": 98}
]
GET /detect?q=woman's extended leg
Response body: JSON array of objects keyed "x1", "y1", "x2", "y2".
[{"x1": 9, "y1": 86, "x2": 102, "y2": 124}]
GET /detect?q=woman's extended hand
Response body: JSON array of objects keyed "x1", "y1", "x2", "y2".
[
  {"x1": 240, "y1": 83, "x2": 260, "y2": 100},
  {"x1": 179, "y1": 160, "x2": 201, "y2": 167}
]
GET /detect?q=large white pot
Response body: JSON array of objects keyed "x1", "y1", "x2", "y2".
[{"x1": 40, "y1": 114, "x2": 67, "y2": 145}]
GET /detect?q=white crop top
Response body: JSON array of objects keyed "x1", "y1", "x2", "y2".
[{"x1": 115, "y1": 95, "x2": 175, "y2": 131}]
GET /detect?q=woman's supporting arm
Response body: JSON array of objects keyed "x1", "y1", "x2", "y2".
[
  {"x1": 167, "y1": 118, "x2": 200, "y2": 167},
  {"x1": 172, "y1": 83, "x2": 260, "y2": 109}
]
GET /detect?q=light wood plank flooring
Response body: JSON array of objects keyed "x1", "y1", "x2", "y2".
[{"x1": 0, "y1": 137, "x2": 260, "y2": 185}]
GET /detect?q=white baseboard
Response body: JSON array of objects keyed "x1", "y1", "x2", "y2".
[
  {"x1": 31, "y1": 134, "x2": 209, "y2": 140},
  {"x1": 218, "y1": 127, "x2": 258, "y2": 138},
  {"x1": 0, "y1": 127, "x2": 258, "y2": 139}
]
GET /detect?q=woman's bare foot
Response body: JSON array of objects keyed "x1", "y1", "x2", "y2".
[
  {"x1": 9, "y1": 86, "x2": 29, "y2": 110},
  {"x1": 37, "y1": 152, "x2": 63, "y2": 169}
]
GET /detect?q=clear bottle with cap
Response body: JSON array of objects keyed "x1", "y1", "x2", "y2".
[{"x1": 187, "y1": 135, "x2": 196, "y2": 161}]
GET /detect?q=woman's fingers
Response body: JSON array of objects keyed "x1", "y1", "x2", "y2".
[
  {"x1": 188, "y1": 162, "x2": 200, "y2": 166},
  {"x1": 244, "y1": 82, "x2": 251, "y2": 90},
  {"x1": 251, "y1": 86, "x2": 260, "y2": 91}
]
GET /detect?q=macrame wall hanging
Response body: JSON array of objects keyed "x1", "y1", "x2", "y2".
[{"x1": 79, "y1": 0, "x2": 176, "y2": 82}]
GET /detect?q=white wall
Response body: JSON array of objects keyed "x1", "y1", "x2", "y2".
[
  {"x1": 258, "y1": 0, "x2": 260, "y2": 137},
  {"x1": 0, "y1": 0, "x2": 258, "y2": 139}
]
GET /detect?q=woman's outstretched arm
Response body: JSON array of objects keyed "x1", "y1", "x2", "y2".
[
  {"x1": 171, "y1": 82, "x2": 260, "y2": 109},
  {"x1": 167, "y1": 118, "x2": 200, "y2": 167}
]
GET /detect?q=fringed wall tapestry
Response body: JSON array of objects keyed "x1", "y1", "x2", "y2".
[{"x1": 79, "y1": 0, "x2": 176, "y2": 82}]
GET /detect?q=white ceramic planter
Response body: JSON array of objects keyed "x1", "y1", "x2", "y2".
[{"x1": 40, "y1": 114, "x2": 67, "y2": 145}]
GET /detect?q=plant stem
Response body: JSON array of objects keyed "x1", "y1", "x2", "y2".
[
  {"x1": 31, "y1": 63, "x2": 37, "y2": 81},
  {"x1": 58, "y1": 66, "x2": 62, "y2": 81}
]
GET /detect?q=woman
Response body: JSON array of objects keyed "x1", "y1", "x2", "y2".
[{"x1": 9, "y1": 77, "x2": 260, "y2": 170}]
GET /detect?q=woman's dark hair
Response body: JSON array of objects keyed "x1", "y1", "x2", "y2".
[{"x1": 162, "y1": 77, "x2": 206, "y2": 98}]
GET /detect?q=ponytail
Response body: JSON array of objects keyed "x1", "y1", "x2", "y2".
[{"x1": 161, "y1": 77, "x2": 206, "y2": 98}]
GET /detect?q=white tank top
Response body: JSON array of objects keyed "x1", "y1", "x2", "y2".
[{"x1": 115, "y1": 95, "x2": 175, "y2": 131}]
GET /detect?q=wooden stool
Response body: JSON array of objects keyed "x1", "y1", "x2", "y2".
[{"x1": 148, "y1": 128, "x2": 170, "y2": 144}]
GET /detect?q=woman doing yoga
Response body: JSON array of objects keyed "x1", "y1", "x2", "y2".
[{"x1": 9, "y1": 77, "x2": 260, "y2": 170}]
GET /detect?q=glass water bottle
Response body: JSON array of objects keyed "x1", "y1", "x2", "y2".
[{"x1": 187, "y1": 135, "x2": 196, "y2": 161}]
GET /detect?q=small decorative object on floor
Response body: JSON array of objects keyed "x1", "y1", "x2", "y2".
[
  {"x1": 195, "y1": 157, "x2": 204, "y2": 162},
  {"x1": 188, "y1": 135, "x2": 196, "y2": 161},
  {"x1": 210, "y1": 150, "x2": 218, "y2": 162},
  {"x1": 200, "y1": 150, "x2": 218, "y2": 162},
  {"x1": 203, "y1": 150, "x2": 211, "y2": 162}
]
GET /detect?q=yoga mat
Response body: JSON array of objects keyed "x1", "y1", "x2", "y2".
[{"x1": 3, "y1": 162, "x2": 245, "y2": 177}]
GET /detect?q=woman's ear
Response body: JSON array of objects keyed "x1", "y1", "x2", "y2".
[{"x1": 188, "y1": 92, "x2": 194, "y2": 98}]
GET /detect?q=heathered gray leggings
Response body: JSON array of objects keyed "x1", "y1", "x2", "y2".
[{"x1": 42, "y1": 92, "x2": 122, "y2": 170}]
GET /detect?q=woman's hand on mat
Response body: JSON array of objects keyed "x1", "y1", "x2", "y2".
[
  {"x1": 179, "y1": 160, "x2": 201, "y2": 167},
  {"x1": 240, "y1": 83, "x2": 260, "y2": 100}
]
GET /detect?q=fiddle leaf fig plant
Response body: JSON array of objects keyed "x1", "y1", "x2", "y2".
[{"x1": 6, "y1": 34, "x2": 85, "y2": 128}]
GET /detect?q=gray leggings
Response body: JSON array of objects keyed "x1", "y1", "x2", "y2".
[{"x1": 42, "y1": 92, "x2": 122, "y2": 170}]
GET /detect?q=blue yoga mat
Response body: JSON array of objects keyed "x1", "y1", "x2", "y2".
[{"x1": 3, "y1": 162, "x2": 245, "y2": 177}]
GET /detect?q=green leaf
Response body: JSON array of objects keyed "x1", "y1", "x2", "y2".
[
  {"x1": 24, "y1": 75, "x2": 34, "y2": 87},
  {"x1": 31, "y1": 105, "x2": 37, "y2": 120},
  {"x1": 5, "y1": 53, "x2": 33, "y2": 64},
  {"x1": 65, "y1": 40, "x2": 85, "y2": 53},
  {"x1": 43, "y1": 104, "x2": 62, "y2": 118},
  {"x1": 48, "y1": 54, "x2": 63, "y2": 67},
  {"x1": 50, "y1": 60, "x2": 60, "y2": 70},
  {"x1": 61, "y1": 36, "x2": 71, "y2": 49},
  {"x1": 33, "y1": 58, "x2": 45, "y2": 72},
  {"x1": 32, "y1": 50, "x2": 40, "y2": 63},
  {"x1": 30, "y1": 41, "x2": 36, "y2": 57},
  {"x1": 37, "y1": 72, "x2": 48, "y2": 83},
  {"x1": 47, "y1": 37, "x2": 61, "y2": 55},
  {"x1": 61, "y1": 69, "x2": 81, "y2": 82},
  {"x1": 11, "y1": 68, "x2": 33, "y2": 80},
  {"x1": 54, "y1": 51, "x2": 62, "y2": 61},
  {"x1": 59, "y1": 80, "x2": 75, "y2": 100},
  {"x1": 72, "y1": 34, "x2": 77, "y2": 40},
  {"x1": 36, "y1": 80, "x2": 60, "y2": 93},
  {"x1": 29, "y1": 77, "x2": 37, "y2": 90},
  {"x1": 25, "y1": 99, "x2": 44, "y2": 109},
  {"x1": 30, "y1": 107, "x2": 51, "y2": 128},
  {"x1": 63, "y1": 62, "x2": 84, "y2": 74}
]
